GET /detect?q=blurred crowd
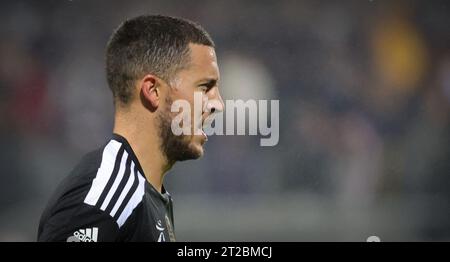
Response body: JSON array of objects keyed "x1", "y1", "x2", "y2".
[{"x1": 0, "y1": 0, "x2": 449, "y2": 241}]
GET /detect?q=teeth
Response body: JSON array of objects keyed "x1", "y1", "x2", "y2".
[{"x1": 201, "y1": 129, "x2": 208, "y2": 141}]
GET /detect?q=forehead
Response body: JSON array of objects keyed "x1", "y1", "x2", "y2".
[{"x1": 183, "y1": 43, "x2": 219, "y2": 79}]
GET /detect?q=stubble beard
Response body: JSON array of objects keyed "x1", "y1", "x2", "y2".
[{"x1": 157, "y1": 96, "x2": 202, "y2": 164}]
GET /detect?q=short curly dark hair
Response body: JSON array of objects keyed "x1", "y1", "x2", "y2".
[{"x1": 105, "y1": 15, "x2": 214, "y2": 105}]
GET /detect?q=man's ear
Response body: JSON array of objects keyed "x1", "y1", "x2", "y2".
[{"x1": 140, "y1": 74, "x2": 160, "y2": 109}]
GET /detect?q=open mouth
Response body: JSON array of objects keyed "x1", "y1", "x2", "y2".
[
  {"x1": 201, "y1": 129, "x2": 208, "y2": 141},
  {"x1": 199, "y1": 119, "x2": 208, "y2": 142},
  {"x1": 200, "y1": 124, "x2": 208, "y2": 142}
]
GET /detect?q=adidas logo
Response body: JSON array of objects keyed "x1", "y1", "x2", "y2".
[{"x1": 67, "y1": 227, "x2": 98, "y2": 242}]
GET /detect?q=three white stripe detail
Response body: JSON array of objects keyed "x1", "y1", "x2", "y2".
[
  {"x1": 110, "y1": 161, "x2": 135, "y2": 217},
  {"x1": 84, "y1": 140, "x2": 145, "y2": 227},
  {"x1": 84, "y1": 140, "x2": 122, "y2": 206},
  {"x1": 117, "y1": 172, "x2": 146, "y2": 227},
  {"x1": 100, "y1": 151, "x2": 128, "y2": 211}
]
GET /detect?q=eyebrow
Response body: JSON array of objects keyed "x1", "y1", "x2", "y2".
[{"x1": 198, "y1": 78, "x2": 219, "y2": 87}]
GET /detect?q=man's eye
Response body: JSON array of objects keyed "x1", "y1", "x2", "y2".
[
  {"x1": 198, "y1": 79, "x2": 218, "y2": 93},
  {"x1": 199, "y1": 84, "x2": 211, "y2": 92}
]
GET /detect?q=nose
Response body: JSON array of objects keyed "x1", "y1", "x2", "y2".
[{"x1": 205, "y1": 87, "x2": 224, "y2": 114}]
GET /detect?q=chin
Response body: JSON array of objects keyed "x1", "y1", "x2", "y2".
[
  {"x1": 169, "y1": 137, "x2": 204, "y2": 162},
  {"x1": 163, "y1": 132, "x2": 205, "y2": 162},
  {"x1": 188, "y1": 141, "x2": 204, "y2": 159}
]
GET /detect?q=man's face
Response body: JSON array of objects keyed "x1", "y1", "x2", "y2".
[{"x1": 158, "y1": 43, "x2": 224, "y2": 163}]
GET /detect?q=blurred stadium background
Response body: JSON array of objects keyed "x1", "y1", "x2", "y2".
[{"x1": 0, "y1": 0, "x2": 449, "y2": 241}]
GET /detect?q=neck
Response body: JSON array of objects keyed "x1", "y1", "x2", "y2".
[{"x1": 113, "y1": 108, "x2": 171, "y2": 193}]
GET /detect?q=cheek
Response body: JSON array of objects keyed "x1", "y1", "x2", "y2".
[
  {"x1": 173, "y1": 91, "x2": 197, "y2": 111},
  {"x1": 172, "y1": 81, "x2": 196, "y2": 100},
  {"x1": 169, "y1": 84, "x2": 203, "y2": 129}
]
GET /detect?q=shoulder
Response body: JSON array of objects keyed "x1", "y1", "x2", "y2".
[
  {"x1": 42, "y1": 139, "x2": 147, "y2": 226},
  {"x1": 83, "y1": 139, "x2": 147, "y2": 227},
  {"x1": 39, "y1": 139, "x2": 147, "y2": 241}
]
